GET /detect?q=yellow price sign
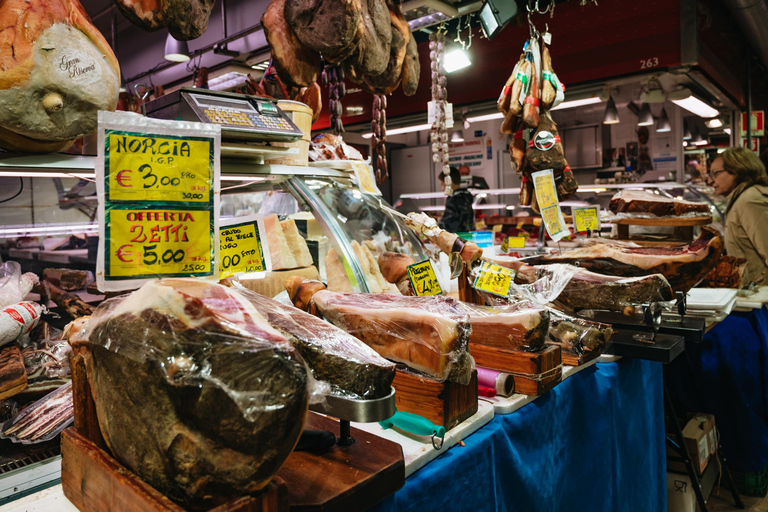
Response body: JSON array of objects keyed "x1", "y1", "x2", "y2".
[
  {"x1": 473, "y1": 261, "x2": 516, "y2": 298},
  {"x1": 532, "y1": 169, "x2": 569, "y2": 242},
  {"x1": 492, "y1": 224, "x2": 503, "y2": 232},
  {"x1": 106, "y1": 208, "x2": 213, "y2": 279},
  {"x1": 501, "y1": 236, "x2": 526, "y2": 252},
  {"x1": 407, "y1": 260, "x2": 443, "y2": 296},
  {"x1": 352, "y1": 162, "x2": 380, "y2": 195},
  {"x1": 475, "y1": 220, "x2": 485, "y2": 230},
  {"x1": 106, "y1": 131, "x2": 213, "y2": 203},
  {"x1": 573, "y1": 207, "x2": 600, "y2": 233},
  {"x1": 219, "y1": 217, "x2": 270, "y2": 279}
]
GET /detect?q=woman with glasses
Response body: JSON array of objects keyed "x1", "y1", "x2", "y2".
[{"x1": 708, "y1": 147, "x2": 768, "y2": 285}]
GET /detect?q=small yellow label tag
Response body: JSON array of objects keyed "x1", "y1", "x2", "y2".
[
  {"x1": 573, "y1": 207, "x2": 600, "y2": 233},
  {"x1": 407, "y1": 260, "x2": 443, "y2": 296},
  {"x1": 501, "y1": 236, "x2": 526, "y2": 252},
  {"x1": 473, "y1": 261, "x2": 516, "y2": 297},
  {"x1": 492, "y1": 224, "x2": 503, "y2": 232}
]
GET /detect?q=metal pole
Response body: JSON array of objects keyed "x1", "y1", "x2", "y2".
[{"x1": 746, "y1": 45, "x2": 752, "y2": 144}]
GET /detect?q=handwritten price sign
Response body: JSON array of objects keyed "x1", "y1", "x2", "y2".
[
  {"x1": 473, "y1": 261, "x2": 516, "y2": 298},
  {"x1": 106, "y1": 208, "x2": 213, "y2": 278},
  {"x1": 352, "y1": 162, "x2": 381, "y2": 196},
  {"x1": 106, "y1": 131, "x2": 213, "y2": 203},
  {"x1": 407, "y1": 260, "x2": 443, "y2": 296},
  {"x1": 573, "y1": 207, "x2": 600, "y2": 233},
  {"x1": 531, "y1": 169, "x2": 569, "y2": 242},
  {"x1": 219, "y1": 216, "x2": 271, "y2": 279}
]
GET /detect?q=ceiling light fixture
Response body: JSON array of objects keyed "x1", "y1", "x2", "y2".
[
  {"x1": 479, "y1": 0, "x2": 518, "y2": 40},
  {"x1": 164, "y1": 34, "x2": 190, "y2": 62},
  {"x1": 656, "y1": 107, "x2": 671, "y2": 132},
  {"x1": 603, "y1": 95, "x2": 620, "y2": 124},
  {"x1": 362, "y1": 123, "x2": 432, "y2": 139},
  {"x1": 669, "y1": 88, "x2": 719, "y2": 118},
  {"x1": 683, "y1": 120, "x2": 692, "y2": 140},
  {"x1": 450, "y1": 130, "x2": 465, "y2": 142},
  {"x1": 705, "y1": 118, "x2": 723, "y2": 129},
  {"x1": 444, "y1": 49, "x2": 472, "y2": 73},
  {"x1": 466, "y1": 112, "x2": 504, "y2": 123},
  {"x1": 549, "y1": 96, "x2": 602, "y2": 111},
  {"x1": 637, "y1": 102, "x2": 653, "y2": 126},
  {"x1": 724, "y1": 128, "x2": 732, "y2": 135}
]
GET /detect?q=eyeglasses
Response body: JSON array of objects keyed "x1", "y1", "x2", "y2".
[{"x1": 710, "y1": 169, "x2": 728, "y2": 179}]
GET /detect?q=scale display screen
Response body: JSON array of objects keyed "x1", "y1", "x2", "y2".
[{"x1": 192, "y1": 95, "x2": 257, "y2": 113}]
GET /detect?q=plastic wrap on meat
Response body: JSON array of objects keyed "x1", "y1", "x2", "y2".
[
  {"x1": 233, "y1": 283, "x2": 395, "y2": 399},
  {"x1": 547, "y1": 310, "x2": 613, "y2": 359},
  {"x1": 524, "y1": 227, "x2": 723, "y2": 293},
  {"x1": 609, "y1": 189, "x2": 710, "y2": 217},
  {"x1": 461, "y1": 303, "x2": 549, "y2": 351},
  {"x1": 86, "y1": 279, "x2": 309, "y2": 510}
]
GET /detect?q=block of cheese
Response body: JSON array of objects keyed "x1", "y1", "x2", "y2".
[
  {"x1": 280, "y1": 219, "x2": 314, "y2": 268},
  {"x1": 325, "y1": 249, "x2": 354, "y2": 292},
  {"x1": 352, "y1": 241, "x2": 382, "y2": 293},
  {"x1": 264, "y1": 214, "x2": 298, "y2": 270}
]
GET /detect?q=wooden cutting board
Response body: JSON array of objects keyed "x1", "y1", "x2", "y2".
[{"x1": 276, "y1": 412, "x2": 404, "y2": 511}]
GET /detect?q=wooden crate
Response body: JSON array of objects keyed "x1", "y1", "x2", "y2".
[
  {"x1": 392, "y1": 369, "x2": 478, "y2": 431},
  {"x1": 558, "y1": 346, "x2": 602, "y2": 367},
  {"x1": 470, "y1": 344, "x2": 562, "y2": 396}
]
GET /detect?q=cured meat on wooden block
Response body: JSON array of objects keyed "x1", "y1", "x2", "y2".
[
  {"x1": 344, "y1": 0, "x2": 392, "y2": 79},
  {"x1": 525, "y1": 227, "x2": 723, "y2": 293},
  {"x1": 87, "y1": 279, "x2": 308, "y2": 509},
  {"x1": 42, "y1": 268, "x2": 90, "y2": 291},
  {"x1": 609, "y1": 189, "x2": 710, "y2": 217},
  {"x1": 263, "y1": 0, "x2": 322, "y2": 87},
  {"x1": 0, "y1": 345, "x2": 27, "y2": 400},
  {"x1": 287, "y1": 279, "x2": 473, "y2": 383},
  {"x1": 510, "y1": 263, "x2": 674, "y2": 311},
  {"x1": 463, "y1": 304, "x2": 549, "y2": 351},
  {"x1": 285, "y1": 0, "x2": 363, "y2": 62},
  {"x1": 547, "y1": 310, "x2": 613, "y2": 358},
  {"x1": 236, "y1": 285, "x2": 395, "y2": 399},
  {"x1": 0, "y1": 0, "x2": 120, "y2": 152}
]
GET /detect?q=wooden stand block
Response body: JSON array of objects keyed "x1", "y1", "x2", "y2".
[
  {"x1": 61, "y1": 428, "x2": 288, "y2": 512},
  {"x1": 392, "y1": 369, "x2": 478, "y2": 430},
  {"x1": 558, "y1": 346, "x2": 602, "y2": 367},
  {"x1": 470, "y1": 344, "x2": 561, "y2": 396},
  {"x1": 276, "y1": 413, "x2": 404, "y2": 512}
]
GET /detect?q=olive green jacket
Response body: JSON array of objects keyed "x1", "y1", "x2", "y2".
[{"x1": 725, "y1": 184, "x2": 768, "y2": 285}]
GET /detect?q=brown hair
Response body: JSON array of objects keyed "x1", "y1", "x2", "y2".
[
  {"x1": 716, "y1": 147, "x2": 768, "y2": 212},
  {"x1": 718, "y1": 147, "x2": 768, "y2": 187}
]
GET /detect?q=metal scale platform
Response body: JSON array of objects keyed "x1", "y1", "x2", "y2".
[{"x1": 145, "y1": 88, "x2": 305, "y2": 163}]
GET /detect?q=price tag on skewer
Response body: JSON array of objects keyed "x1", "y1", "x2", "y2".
[{"x1": 407, "y1": 260, "x2": 443, "y2": 296}]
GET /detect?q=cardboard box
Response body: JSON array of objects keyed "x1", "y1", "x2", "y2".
[
  {"x1": 667, "y1": 472, "x2": 696, "y2": 512},
  {"x1": 667, "y1": 414, "x2": 716, "y2": 475}
]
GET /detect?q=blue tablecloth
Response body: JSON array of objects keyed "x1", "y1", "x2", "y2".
[
  {"x1": 666, "y1": 306, "x2": 768, "y2": 472},
  {"x1": 369, "y1": 358, "x2": 666, "y2": 512}
]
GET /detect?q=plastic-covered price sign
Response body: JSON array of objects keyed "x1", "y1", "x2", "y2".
[
  {"x1": 96, "y1": 112, "x2": 220, "y2": 291},
  {"x1": 219, "y1": 215, "x2": 271, "y2": 279},
  {"x1": 573, "y1": 206, "x2": 600, "y2": 233},
  {"x1": 106, "y1": 208, "x2": 213, "y2": 278},
  {"x1": 531, "y1": 169, "x2": 569, "y2": 242},
  {"x1": 106, "y1": 132, "x2": 213, "y2": 203},
  {"x1": 473, "y1": 261, "x2": 515, "y2": 298}
]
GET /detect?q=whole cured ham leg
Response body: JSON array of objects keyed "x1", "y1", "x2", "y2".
[
  {"x1": 524, "y1": 227, "x2": 723, "y2": 292},
  {"x1": 461, "y1": 304, "x2": 550, "y2": 352},
  {"x1": 0, "y1": 0, "x2": 120, "y2": 152}
]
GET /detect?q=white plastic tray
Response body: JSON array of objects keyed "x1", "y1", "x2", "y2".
[{"x1": 686, "y1": 288, "x2": 738, "y2": 311}]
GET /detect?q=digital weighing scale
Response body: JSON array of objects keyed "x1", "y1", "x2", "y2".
[{"x1": 145, "y1": 88, "x2": 305, "y2": 143}]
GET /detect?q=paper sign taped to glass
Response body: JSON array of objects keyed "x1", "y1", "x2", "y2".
[{"x1": 96, "y1": 111, "x2": 221, "y2": 292}]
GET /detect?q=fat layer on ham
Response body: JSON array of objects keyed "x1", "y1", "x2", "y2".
[
  {"x1": 609, "y1": 189, "x2": 710, "y2": 217},
  {"x1": 310, "y1": 290, "x2": 473, "y2": 384}
]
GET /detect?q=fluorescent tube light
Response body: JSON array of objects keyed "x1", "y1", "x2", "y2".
[
  {"x1": 549, "y1": 97, "x2": 602, "y2": 111},
  {"x1": 444, "y1": 49, "x2": 472, "y2": 73},
  {"x1": 362, "y1": 123, "x2": 432, "y2": 139},
  {"x1": 669, "y1": 90, "x2": 719, "y2": 118},
  {"x1": 466, "y1": 112, "x2": 504, "y2": 123},
  {"x1": 0, "y1": 171, "x2": 94, "y2": 179}
]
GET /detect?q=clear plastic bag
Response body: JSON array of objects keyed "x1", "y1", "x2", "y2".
[
  {"x1": 547, "y1": 309, "x2": 613, "y2": 357},
  {"x1": 230, "y1": 280, "x2": 396, "y2": 400},
  {"x1": 85, "y1": 278, "x2": 312, "y2": 508},
  {"x1": 0, "y1": 261, "x2": 39, "y2": 309},
  {"x1": 459, "y1": 301, "x2": 550, "y2": 352}
]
